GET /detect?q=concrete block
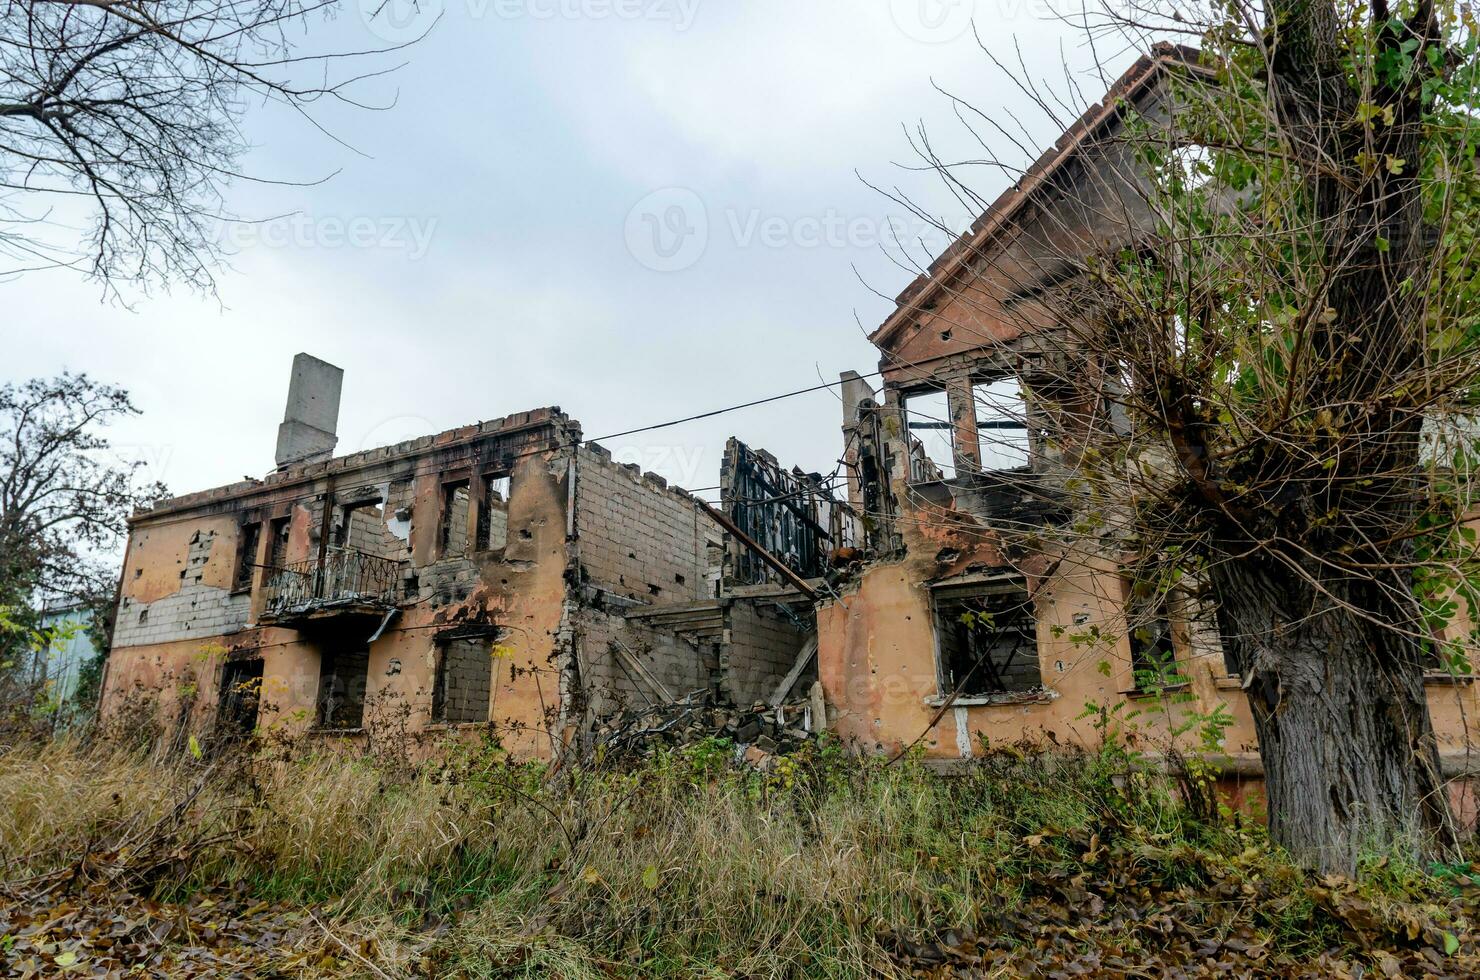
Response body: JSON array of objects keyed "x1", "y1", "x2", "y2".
[{"x1": 275, "y1": 353, "x2": 343, "y2": 467}]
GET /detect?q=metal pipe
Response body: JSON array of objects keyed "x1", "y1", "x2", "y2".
[{"x1": 694, "y1": 499, "x2": 818, "y2": 600}]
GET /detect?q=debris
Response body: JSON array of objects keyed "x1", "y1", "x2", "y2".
[
  {"x1": 592, "y1": 690, "x2": 816, "y2": 767},
  {"x1": 743, "y1": 745, "x2": 773, "y2": 771}
]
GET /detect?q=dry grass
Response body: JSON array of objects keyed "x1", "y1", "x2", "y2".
[{"x1": 1, "y1": 733, "x2": 1475, "y2": 977}]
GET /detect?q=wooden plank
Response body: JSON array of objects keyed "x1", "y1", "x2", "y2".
[
  {"x1": 768, "y1": 635, "x2": 818, "y2": 706},
  {"x1": 611, "y1": 638, "x2": 675, "y2": 703}
]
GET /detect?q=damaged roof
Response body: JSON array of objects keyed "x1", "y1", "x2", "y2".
[
  {"x1": 132, "y1": 406, "x2": 576, "y2": 522},
  {"x1": 868, "y1": 42, "x2": 1203, "y2": 351}
]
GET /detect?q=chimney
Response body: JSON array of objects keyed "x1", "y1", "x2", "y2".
[
  {"x1": 275, "y1": 353, "x2": 343, "y2": 468},
  {"x1": 839, "y1": 370, "x2": 876, "y2": 424}
]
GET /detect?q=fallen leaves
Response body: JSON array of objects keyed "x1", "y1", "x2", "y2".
[
  {"x1": 881, "y1": 825, "x2": 1480, "y2": 978},
  {"x1": 0, "y1": 879, "x2": 331, "y2": 978}
]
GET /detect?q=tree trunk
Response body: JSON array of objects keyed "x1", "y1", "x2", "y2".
[{"x1": 1211, "y1": 560, "x2": 1456, "y2": 873}]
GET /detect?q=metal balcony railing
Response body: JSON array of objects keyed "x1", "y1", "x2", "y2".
[{"x1": 262, "y1": 549, "x2": 400, "y2": 616}]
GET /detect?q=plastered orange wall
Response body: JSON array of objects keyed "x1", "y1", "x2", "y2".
[
  {"x1": 103, "y1": 451, "x2": 573, "y2": 759},
  {"x1": 818, "y1": 554, "x2": 1215, "y2": 759},
  {"x1": 817, "y1": 557, "x2": 1480, "y2": 773},
  {"x1": 120, "y1": 514, "x2": 241, "y2": 604}
]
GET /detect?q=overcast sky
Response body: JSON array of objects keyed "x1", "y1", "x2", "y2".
[{"x1": 5, "y1": 0, "x2": 1137, "y2": 503}]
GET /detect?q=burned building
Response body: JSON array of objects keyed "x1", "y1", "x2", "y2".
[
  {"x1": 100, "y1": 355, "x2": 823, "y2": 755},
  {"x1": 815, "y1": 46, "x2": 1480, "y2": 786},
  {"x1": 100, "y1": 48, "x2": 1480, "y2": 790}
]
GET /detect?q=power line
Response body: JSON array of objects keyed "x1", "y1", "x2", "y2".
[
  {"x1": 185, "y1": 369, "x2": 886, "y2": 516},
  {"x1": 444, "y1": 369, "x2": 884, "y2": 490},
  {"x1": 585, "y1": 370, "x2": 884, "y2": 445}
]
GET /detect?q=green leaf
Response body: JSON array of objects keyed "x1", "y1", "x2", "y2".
[
  {"x1": 1445, "y1": 931, "x2": 1460, "y2": 955},
  {"x1": 642, "y1": 864, "x2": 660, "y2": 891}
]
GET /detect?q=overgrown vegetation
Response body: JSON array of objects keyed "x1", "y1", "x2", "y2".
[
  {"x1": 0, "y1": 374, "x2": 163, "y2": 733},
  {"x1": 2, "y1": 732, "x2": 1478, "y2": 976},
  {"x1": 891, "y1": 0, "x2": 1480, "y2": 871}
]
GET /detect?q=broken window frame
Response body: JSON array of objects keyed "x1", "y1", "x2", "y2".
[
  {"x1": 1124, "y1": 582, "x2": 1184, "y2": 693},
  {"x1": 267, "y1": 516, "x2": 291, "y2": 569},
  {"x1": 332, "y1": 488, "x2": 407, "y2": 568},
  {"x1": 1098, "y1": 357, "x2": 1135, "y2": 439},
  {"x1": 438, "y1": 478, "x2": 472, "y2": 557},
  {"x1": 900, "y1": 386, "x2": 957, "y2": 483},
  {"x1": 969, "y1": 376, "x2": 1032, "y2": 471},
  {"x1": 334, "y1": 496, "x2": 380, "y2": 549},
  {"x1": 217, "y1": 656, "x2": 264, "y2": 737},
  {"x1": 929, "y1": 578, "x2": 1042, "y2": 702},
  {"x1": 232, "y1": 521, "x2": 261, "y2": 593},
  {"x1": 315, "y1": 646, "x2": 369, "y2": 730},
  {"x1": 432, "y1": 635, "x2": 495, "y2": 724},
  {"x1": 475, "y1": 472, "x2": 512, "y2": 554}
]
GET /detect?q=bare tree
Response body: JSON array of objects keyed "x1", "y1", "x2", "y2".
[
  {"x1": 880, "y1": 0, "x2": 1480, "y2": 871},
  {"x1": 0, "y1": 0, "x2": 410, "y2": 290}
]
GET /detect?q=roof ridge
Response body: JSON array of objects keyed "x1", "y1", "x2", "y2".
[{"x1": 869, "y1": 42, "x2": 1203, "y2": 349}]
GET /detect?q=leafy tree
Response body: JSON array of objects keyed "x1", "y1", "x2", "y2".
[
  {"x1": 903, "y1": 0, "x2": 1480, "y2": 871},
  {"x1": 0, "y1": 374, "x2": 164, "y2": 716},
  {"x1": 1072, "y1": 0, "x2": 1480, "y2": 871}
]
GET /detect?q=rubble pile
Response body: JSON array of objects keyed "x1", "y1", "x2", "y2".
[{"x1": 593, "y1": 690, "x2": 818, "y2": 769}]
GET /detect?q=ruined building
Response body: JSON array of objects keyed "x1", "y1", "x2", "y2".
[
  {"x1": 100, "y1": 354, "x2": 826, "y2": 754},
  {"x1": 102, "y1": 48, "x2": 1480, "y2": 795},
  {"x1": 814, "y1": 45, "x2": 1480, "y2": 794}
]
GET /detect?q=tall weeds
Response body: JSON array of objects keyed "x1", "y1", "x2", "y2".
[{"x1": 0, "y1": 734, "x2": 1472, "y2": 977}]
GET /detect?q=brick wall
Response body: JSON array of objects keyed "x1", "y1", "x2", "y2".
[
  {"x1": 722, "y1": 601, "x2": 813, "y2": 705},
  {"x1": 414, "y1": 556, "x2": 482, "y2": 607},
  {"x1": 114, "y1": 528, "x2": 252, "y2": 648},
  {"x1": 574, "y1": 446, "x2": 708, "y2": 605},
  {"x1": 571, "y1": 604, "x2": 715, "y2": 718},
  {"x1": 435, "y1": 638, "x2": 493, "y2": 723},
  {"x1": 481, "y1": 497, "x2": 509, "y2": 551},
  {"x1": 440, "y1": 482, "x2": 471, "y2": 552}
]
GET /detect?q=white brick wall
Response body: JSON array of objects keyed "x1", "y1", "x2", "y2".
[
  {"x1": 114, "y1": 526, "x2": 252, "y2": 648},
  {"x1": 723, "y1": 602, "x2": 812, "y2": 704},
  {"x1": 574, "y1": 448, "x2": 708, "y2": 604},
  {"x1": 114, "y1": 584, "x2": 251, "y2": 648}
]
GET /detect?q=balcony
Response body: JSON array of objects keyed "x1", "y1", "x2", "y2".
[{"x1": 260, "y1": 549, "x2": 401, "y2": 629}]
